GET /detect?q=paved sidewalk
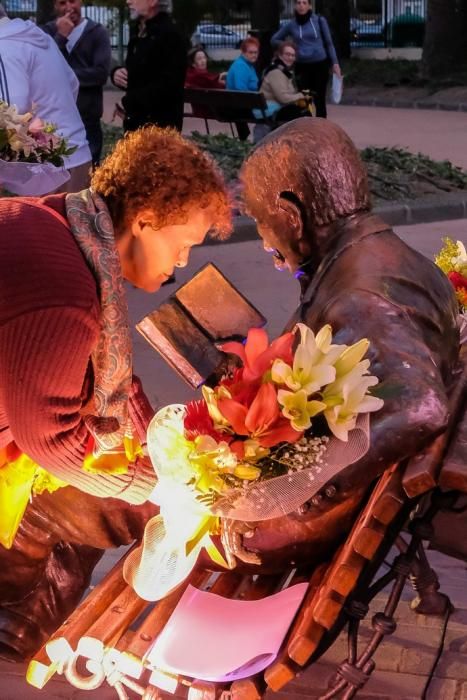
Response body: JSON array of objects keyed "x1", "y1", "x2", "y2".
[
  {"x1": 102, "y1": 91, "x2": 467, "y2": 171},
  {"x1": 2, "y1": 219, "x2": 466, "y2": 700},
  {"x1": 340, "y1": 85, "x2": 467, "y2": 113}
]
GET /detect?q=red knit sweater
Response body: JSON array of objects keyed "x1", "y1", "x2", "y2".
[{"x1": 0, "y1": 194, "x2": 156, "y2": 504}]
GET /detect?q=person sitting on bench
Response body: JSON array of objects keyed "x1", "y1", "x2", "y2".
[
  {"x1": 259, "y1": 41, "x2": 311, "y2": 121},
  {"x1": 253, "y1": 40, "x2": 313, "y2": 142},
  {"x1": 226, "y1": 36, "x2": 260, "y2": 141},
  {"x1": 185, "y1": 47, "x2": 225, "y2": 119}
]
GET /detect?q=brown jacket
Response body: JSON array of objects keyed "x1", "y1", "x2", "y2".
[
  {"x1": 260, "y1": 65, "x2": 304, "y2": 106},
  {"x1": 242, "y1": 213, "x2": 459, "y2": 572}
]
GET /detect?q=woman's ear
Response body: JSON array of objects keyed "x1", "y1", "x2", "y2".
[
  {"x1": 277, "y1": 195, "x2": 304, "y2": 246},
  {"x1": 130, "y1": 209, "x2": 156, "y2": 238}
]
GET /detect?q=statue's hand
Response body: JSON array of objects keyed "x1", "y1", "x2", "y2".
[
  {"x1": 220, "y1": 519, "x2": 261, "y2": 568},
  {"x1": 205, "y1": 352, "x2": 242, "y2": 389}
]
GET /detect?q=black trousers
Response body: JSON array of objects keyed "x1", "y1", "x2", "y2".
[
  {"x1": 82, "y1": 117, "x2": 103, "y2": 167},
  {"x1": 274, "y1": 103, "x2": 311, "y2": 123},
  {"x1": 295, "y1": 59, "x2": 330, "y2": 119}
]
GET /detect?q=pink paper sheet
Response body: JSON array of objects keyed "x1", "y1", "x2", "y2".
[{"x1": 145, "y1": 582, "x2": 308, "y2": 682}]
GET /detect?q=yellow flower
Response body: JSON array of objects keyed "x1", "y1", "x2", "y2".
[
  {"x1": 243, "y1": 439, "x2": 269, "y2": 462},
  {"x1": 191, "y1": 436, "x2": 235, "y2": 494},
  {"x1": 271, "y1": 323, "x2": 340, "y2": 394},
  {"x1": 32, "y1": 468, "x2": 67, "y2": 495},
  {"x1": 277, "y1": 389, "x2": 326, "y2": 431},
  {"x1": 202, "y1": 385, "x2": 232, "y2": 429},
  {"x1": 233, "y1": 464, "x2": 261, "y2": 480},
  {"x1": 435, "y1": 237, "x2": 463, "y2": 275},
  {"x1": 192, "y1": 436, "x2": 262, "y2": 485}
]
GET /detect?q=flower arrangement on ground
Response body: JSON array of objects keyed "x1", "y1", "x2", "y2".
[
  {"x1": 0, "y1": 101, "x2": 76, "y2": 195},
  {"x1": 435, "y1": 237, "x2": 467, "y2": 313},
  {"x1": 124, "y1": 323, "x2": 384, "y2": 601}
]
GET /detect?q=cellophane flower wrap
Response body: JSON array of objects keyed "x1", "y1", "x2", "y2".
[
  {"x1": 124, "y1": 324, "x2": 384, "y2": 601},
  {"x1": 0, "y1": 101, "x2": 76, "y2": 195}
]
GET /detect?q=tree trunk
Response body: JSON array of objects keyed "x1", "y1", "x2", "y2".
[
  {"x1": 172, "y1": 0, "x2": 217, "y2": 41},
  {"x1": 315, "y1": 0, "x2": 351, "y2": 61},
  {"x1": 422, "y1": 0, "x2": 467, "y2": 78},
  {"x1": 36, "y1": 0, "x2": 55, "y2": 25},
  {"x1": 251, "y1": 0, "x2": 281, "y2": 73}
]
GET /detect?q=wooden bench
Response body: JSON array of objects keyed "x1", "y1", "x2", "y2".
[
  {"x1": 27, "y1": 347, "x2": 467, "y2": 699},
  {"x1": 184, "y1": 88, "x2": 272, "y2": 137}
]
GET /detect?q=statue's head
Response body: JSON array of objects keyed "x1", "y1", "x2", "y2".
[{"x1": 241, "y1": 118, "x2": 371, "y2": 274}]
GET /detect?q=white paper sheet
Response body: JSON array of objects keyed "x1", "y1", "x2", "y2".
[{"x1": 145, "y1": 582, "x2": 308, "y2": 682}]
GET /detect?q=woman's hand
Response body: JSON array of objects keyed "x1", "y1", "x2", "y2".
[
  {"x1": 332, "y1": 64, "x2": 342, "y2": 78},
  {"x1": 113, "y1": 67, "x2": 128, "y2": 89}
]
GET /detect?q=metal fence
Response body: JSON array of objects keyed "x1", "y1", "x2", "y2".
[
  {"x1": 350, "y1": 0, "x2": 426, "y2": 48},
  {"x1": 4, "y1": 0, "x2": 427, "y2": 52},
  {"x1": 191, "y1": 0, "x2": 427, "y2": 50}
]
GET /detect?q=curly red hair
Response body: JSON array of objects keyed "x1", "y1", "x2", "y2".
[{"x1": 91, "y1": 126, "x2": 232, "y2": 239}]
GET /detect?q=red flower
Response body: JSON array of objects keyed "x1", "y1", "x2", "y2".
[
  {"x1": 448, "y1": 270, "x2": 467, "y2": 292},
  {"x1": 221, "y1": 328, "x2": 294, "y2": 382},
  {"x1": 184, "y1": 400, "x2": 226, "y2": 442},
  {"x1": 217, "y1": 382, "x2": 303, "y2": 448},
  {"x1": 221, "y1": 373, "x2": 262, "y2": 407}
]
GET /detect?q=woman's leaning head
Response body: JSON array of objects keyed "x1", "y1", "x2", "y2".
[{"x1": 91, "y1": 126, "x2": 232, "y2": 292}]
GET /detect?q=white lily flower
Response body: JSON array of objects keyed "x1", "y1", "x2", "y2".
[
  {"x1": 271, "y1": 323, "x2": 341, "y2": 394},
  {"x1": 452, "y1": 240, "x2": 467, "y2": 275},
  {"x1": 323, "y1": 367, "x2": 384, "y2": 441}
]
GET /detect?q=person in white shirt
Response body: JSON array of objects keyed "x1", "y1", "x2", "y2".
[{"x1": 0, "y1": 4, "x2": 91, "y2": 191}]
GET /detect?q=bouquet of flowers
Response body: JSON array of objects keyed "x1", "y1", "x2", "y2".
[
  {"x1": 435, "y1": 237, "x2": 467, "y2": 313},
  {"x1": 124, "y1": 323, "x2": 384, "y2": 601},
  {"x1": 0, "y1": 101, "x2": 76, "y2": 195}
]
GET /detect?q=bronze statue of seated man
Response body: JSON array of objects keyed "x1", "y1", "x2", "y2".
[{"x1": 225, "y1": 118, "x2": 460, "y2": 573}]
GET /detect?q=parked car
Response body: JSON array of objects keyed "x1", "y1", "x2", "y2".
[
  {"x1": 5, "y1": 0, "x2": 36, "y2": 14},
  {"x1": 350, "y1": 17, "x2": 384, "y2": 46},
  {"x1": 191, "y1": 23, "x2": 244, "y2": 49}
]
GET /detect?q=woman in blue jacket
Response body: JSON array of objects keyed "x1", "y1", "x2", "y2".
[
  {"x1": 226, "y1": 37, "x2": 260, "y2": 140},
  {"x1": 271, "y1": 0, "x2": 341, "y2": 118},
  {"x1": 226, "y1": 37, "x2": 260, "y2": 92}
]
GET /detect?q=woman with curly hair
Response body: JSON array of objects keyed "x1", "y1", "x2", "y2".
[{"x1": 0, "y1": 126, "x2": 231, "y2": 662}]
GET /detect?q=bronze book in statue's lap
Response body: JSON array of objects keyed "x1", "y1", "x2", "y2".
[{"x1": 136, "y1": 263, "x2": 266, "y2": 388}]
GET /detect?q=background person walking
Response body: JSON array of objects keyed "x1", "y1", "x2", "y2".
[
  {"x1": 42, "y1": 0, "x2": 111, "y2": 166},
  {"x1": 111, "y1": 0, "x2": 187, "y2": 133},
  {"x1": 271, "y1": 0, "x2": 341, "y2": 118}
]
